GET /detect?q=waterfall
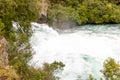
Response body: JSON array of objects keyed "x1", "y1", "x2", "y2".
[{"x1": 30, "y1": 23, "x2": 120, "y2": 80}]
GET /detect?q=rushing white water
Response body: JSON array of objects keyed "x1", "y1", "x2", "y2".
[{"x1": 30, "y1": 22, "x2": 120, "y2": 80}]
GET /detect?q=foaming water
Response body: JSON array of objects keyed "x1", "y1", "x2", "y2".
[{"x1": 30, "y1": 23, "x2": 120, "y2": 80}]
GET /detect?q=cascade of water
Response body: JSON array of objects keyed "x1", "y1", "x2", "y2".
[{"x1": 30, "y1": 23, "x2": 120, "y2": 80}]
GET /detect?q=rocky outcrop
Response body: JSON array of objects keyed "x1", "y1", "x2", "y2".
[
  {"x1": 41, "y1": 0, "x2": 48, "y2": 16},
  {"x1": 0, "y1": 36, "x2": 8, "y2": 67},
  {"x1": 37, "y1": 0, "x2": 48, "y2": 23},
  {"x1": 37, "y1": 14, "x2": 47, "y2": 23}
]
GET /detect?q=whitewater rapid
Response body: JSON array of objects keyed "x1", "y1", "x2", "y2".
[{"x1": 30, "y1": 23, "x2": 120, "y2": 80}]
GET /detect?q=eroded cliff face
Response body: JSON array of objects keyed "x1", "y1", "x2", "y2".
[
  {"x1": 38, "y1": 0, "x2": 48, "y2": 23},
  {"x1": 41, "y1": 0, "x2": 48, "y2": 16},
  {"x1": 0, "y1": 36, "x2": 8, "y2": 67}
]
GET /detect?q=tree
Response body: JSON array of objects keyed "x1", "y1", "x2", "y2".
[
  {"x1": 88, "y1": 74, "x2": 96, "y2": 80},
  {"x1": 101, "y1": 57, "x2": 120, "y2": 80}
]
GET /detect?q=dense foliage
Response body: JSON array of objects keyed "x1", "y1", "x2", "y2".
[
  {"x1": 0, "y1": 0, "x2": 41, "y2": 79},
  {"x1": 101, "y1": 57, "x2": 120, "y2": 80},
  {"x1": 47, "y1": 0, "x2": 120, "y2": 28},
  {"x1": 18, "y1": 61, "x2": 65, "y2": 80}
]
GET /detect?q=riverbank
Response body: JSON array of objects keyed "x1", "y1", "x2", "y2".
[{"x1": 47, "y1": 0, "x2": 120, "y2": 28}]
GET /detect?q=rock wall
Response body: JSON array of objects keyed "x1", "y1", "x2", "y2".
[
  {"x1": 41, "y1": 0, "x2": 48, "y2": 16},
  {"x1": 0, "y1": 36, "x2": 8, "y2": 67},
  {"x1": 38, "y1": 0, "x2": 48, "y2": 23}
]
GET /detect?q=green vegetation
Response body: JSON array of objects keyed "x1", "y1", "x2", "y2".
[
  {"x1": 0, "y1": 0, "x2": 41, "y2": 79},
  {"x1": 18, "y1": 61, "x2": 65, "y2": 80},
  {"x1": 89, "y1": 57, "x2": 120, "y2": 80},
  {"x1": 47, "y1": 0, "x2": 120, "y2": 27},
  {"x1": 0, "y1": 61, "x2": 64, "y2": 80},
  {"x1": 101, "y1": 57, "x2": 120, "y2": 80}
]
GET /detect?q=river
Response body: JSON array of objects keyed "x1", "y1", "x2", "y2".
[{"x1": 30, "y1": 23, "x2": 120, "y2": 80}]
